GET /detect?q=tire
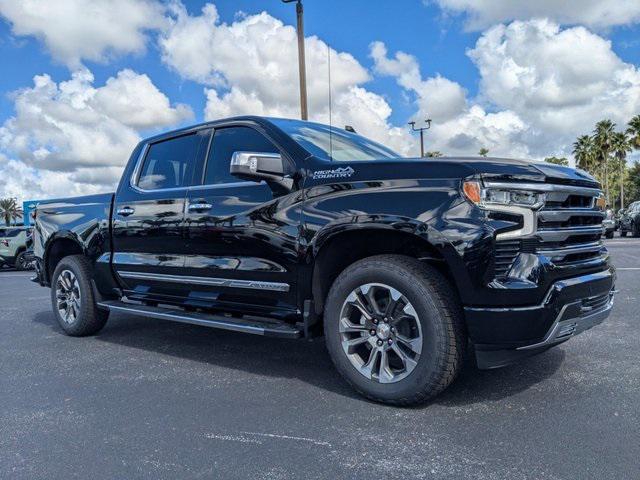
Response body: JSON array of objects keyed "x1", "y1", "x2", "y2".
[
  {"x1": 324, "y1": 255, "x2": 466, "y2": 406},
  {"x1": 633, "y1": 222, "x2": 640, "y2": 238},
  {"x1": 15, "y1": 251, "x2": 29, "y2": 270},
  {"x1": 620, "y1": 230, "x2": 627, "y2": 237},
  {"x1": 605, "y1": 230, "x2": 614, "y2": 239},
  {"x1": 51, "y1": 255, "x2": 109, "y2": 336}
]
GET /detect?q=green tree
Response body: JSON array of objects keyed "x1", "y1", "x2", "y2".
[
  {"x1": 572, "y1": 135, "x2": 596, "y2": 172},
  {"x1": 478, "y1": 147, "x2": 489, "y2": 157},
  {"x1": 627, "y1": 115, "x2": 640, "y2": 149},
  {"x1": 611, "y1": 131, "x2": 632, "y2": 209},
  {"x1": 593, "y1": 119, "x2": 616, "y2": 203},
  {"x1": 0, "y1": 198, "x2": 23, "y2": 226},
  {"x1": 545, "y1": 156, "x2": 569, "y2": 166},
  {"x1": 426, "y1": 151, "x2": 443, "y2": 158},
  {"x1": 625, "y1": 162, "x2": 640, "y2": 205}
]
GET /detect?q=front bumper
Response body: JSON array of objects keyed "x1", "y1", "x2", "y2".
[
  {"x1": 602, "y1": 220, "x2": 615, "y2": 233},
  {"x1": 466, "y1": 269, "x2": 615, "y2": 369}
]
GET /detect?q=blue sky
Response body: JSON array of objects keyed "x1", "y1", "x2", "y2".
[
  {"x1": 0, "y1": 0, "x2": 481, "y2": 126},
  {"x1": 1, "y1": 0, "x2": 639, "y2": 200}
]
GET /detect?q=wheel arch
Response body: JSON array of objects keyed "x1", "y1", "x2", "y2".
[
  {"x1": 309, "y1": 222, "x2": 461, "y2": 317},
  {"x1": 44, "y1": 233, "x2": 86, "y2": 284}
]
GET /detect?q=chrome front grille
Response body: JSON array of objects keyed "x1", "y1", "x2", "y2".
[
  {"x1": 536, "y1": 187, "x2": 604, "y2": 266},
  {"x1": 489, "y1": 183, "x2": 606, "y2": 279}
]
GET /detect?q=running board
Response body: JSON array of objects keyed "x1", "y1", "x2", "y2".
[{"x1": 97, "y1": 300, "x2": 302, "y2": 339}]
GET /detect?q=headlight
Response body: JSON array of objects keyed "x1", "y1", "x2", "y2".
[{"x1": 463, "y1": 181, "x2": 545, "y2": 209}]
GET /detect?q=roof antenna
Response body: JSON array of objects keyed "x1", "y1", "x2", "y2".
[{"x1": 328, "y1": 42, "x2": 333, "y2": 161}]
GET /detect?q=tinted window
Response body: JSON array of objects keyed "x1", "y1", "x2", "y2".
[
  {"x1": 138, "y1": 133, "x2": 201, "y2": 190},
  {"x1": 203, "y1": 127, "x2": 278, "y2": 185},
  {"x1": 270, "y1": 118, "x2": 400, "y2": 162},
  {"x1": 2, "y1": 229, "x2": 23, "y2": 237}
]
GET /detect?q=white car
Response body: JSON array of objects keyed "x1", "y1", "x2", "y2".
[{"x1": 0, "y1": 227, "x2": 33, "y2": 270}]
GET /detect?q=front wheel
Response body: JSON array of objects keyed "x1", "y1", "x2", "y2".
[
  {"x1": 605, "y1": 230, "x2": 614, "y2": 239},
  {"x1": 324, "y1": 255, "x2": 466, "y2": 406},
  {"x1": 51, "y1": 255, "x2": 109, "y2": 336}
]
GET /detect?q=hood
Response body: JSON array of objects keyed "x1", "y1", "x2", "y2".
[
  {"x1": 312, "y1": 156, "x2": 600, "y2": 189},
  {"x1": 439, "y1": 156, "x2": 600, "y2": 188}
]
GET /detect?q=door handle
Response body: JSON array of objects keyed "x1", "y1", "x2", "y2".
[
  {"x1": 188, "y1": 202, "x2": 213, "y2": 211},
  {"x1": 117, "y1": 207, "x2": 135, "y2": 217}
]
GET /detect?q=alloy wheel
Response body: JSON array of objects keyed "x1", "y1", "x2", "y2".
[
  {"x1": 55, "y1": 269, "x2": 81, "y2": 324},
  {"x1": 339, "y1": 283, "x2": 423, "y2": 384}
]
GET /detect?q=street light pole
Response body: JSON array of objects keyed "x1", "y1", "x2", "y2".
[
  {"x1": 408, "y1": 119, "x2": 432, "y2": 157},
  {"x1": 282, "y1": 0, "x2": 308, "y2": 120}
]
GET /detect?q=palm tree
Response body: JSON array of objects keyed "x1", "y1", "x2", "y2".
[
  {"x1": 593, "y1": 120, "x2": 616, "y2": 203},
  {"x1": 627, "y1": 115, "x2": 640, "y2": 149},
  {"x1": 573, "y1": 135, "x2": 596, "y2": 172},
  {"x1": 478, "y1": 147, "x2": 489, "y2": 157},
  {"x1": 611, "y1": 131, "x2": 632, "y2": 209},
  {"x1": 545, "y1": 156, "x2": 568, "y2": 166},
  {"x1": 0, "y1": 198, "x2": 23, "y2": 226}
]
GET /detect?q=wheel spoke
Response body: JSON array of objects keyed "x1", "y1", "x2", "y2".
[
  {"x1": 384, "y1": 287, "x2": 403, "y2": 317},
  {"x1": 392, "y1": 343, "x2": 418, "y2": 372},
  {"x1": 359, "y1": 347, "x2": 380, "y2": 379},
  {"x1": 343, "y1": 335, "x2": 370, "y2": 354},
  {"x1": 339, "y1": 317, "x2": 367, "y2": 334},
  {"x1": 378, "y1": 348, "x2": 395, "y2": 383},
  {"x1": 361, "y1": 284, "x2": 384, "y2": 316},
  {"x1": 396, "y1": 333, "x2": 422, "y2": 355},
  {"x1": 346, "y1": 291, "x2": 373, "y2": 320}
]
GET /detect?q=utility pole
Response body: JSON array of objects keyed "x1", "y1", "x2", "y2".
[
  {"x1": 408, "y1": 119, "x2": 432, "y2": 157},
  {"x1": 282, "y1": 0, "x2": 308, "y2": 120}
]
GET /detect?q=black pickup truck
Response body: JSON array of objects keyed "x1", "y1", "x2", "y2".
[{"x1": 33, "y1": 116, "x2": 615, "y2": 405}]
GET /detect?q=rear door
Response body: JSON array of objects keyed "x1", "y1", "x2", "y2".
[
  {"x1": 183, "y1": 125, "x2": 301, "y2": 315},
  {"x1": 112, "y1": 129, "x2": 210, "y2": 304}
]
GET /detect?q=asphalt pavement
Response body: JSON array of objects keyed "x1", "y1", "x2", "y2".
[{"x1": 1, "y1": 238, "x2": 638, "y2": 479}]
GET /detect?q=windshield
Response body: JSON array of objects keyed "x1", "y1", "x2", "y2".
[{"x1": 270, "y1": 118, "x2": 401, "y2": 162}]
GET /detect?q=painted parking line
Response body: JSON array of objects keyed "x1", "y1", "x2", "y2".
[{"x1": 616, "y1": 267, "x2": 640, "y2": 271}]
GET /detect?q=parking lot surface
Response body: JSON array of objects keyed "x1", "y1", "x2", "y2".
[{"x1": 1, "y1": 239, "x2": 638, "y2": 479}]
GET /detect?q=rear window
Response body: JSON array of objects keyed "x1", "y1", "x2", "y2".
[{"x1": 137, "y1": 133, "x2": 204, "y2": 190}]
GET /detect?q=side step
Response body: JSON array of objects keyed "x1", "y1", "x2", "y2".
[{"x1": 97, "y1": 300, "x2": 302, "y2": 339}]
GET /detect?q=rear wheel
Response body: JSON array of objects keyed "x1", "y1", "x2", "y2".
[
  {"x1": 324, "y1": 255, "x2": 465, "y2": 406},
  {"x1": 51, "y1": 255, "x2": 109, "y2": 336},
  {"x1": 15, "y1": 251, "x2": 30, "y2": 270}
]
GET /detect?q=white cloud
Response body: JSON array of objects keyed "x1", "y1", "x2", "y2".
[
  {"x1": 160, "y1": 3, "x2": 414, "y2": 155},
  {"x1": 431, "y1": 0, "x2": 640, "y2": 30},
  {"x1": 371, "y1": 41, "x2": 530, "y2": 158},
  {"x1": 0, "y1": 68, "x2": 192, "y2": 200},
  {"x1": 0, "y1": 0, "x2": 166, "y2": 67},
  {"x1": 467, "y1": 19, "x2": 640, "y2": 156}
]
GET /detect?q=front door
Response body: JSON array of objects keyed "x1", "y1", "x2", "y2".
[
  {"x1": 112, "y1": 129, "x2": 210, "y2": 304},
  {"x1": 183, "y1": 125, "x2": 301, "y2": 316}
]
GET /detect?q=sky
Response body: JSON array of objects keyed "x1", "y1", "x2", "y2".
[{"x1": 1, "y1": 0, "x2": 639, "y2": 202}]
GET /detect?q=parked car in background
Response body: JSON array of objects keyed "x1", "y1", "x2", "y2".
[
  {"x1": 619, "y1": 201, "x2": 640, "y2": 237},
  {"x1": 0, "y1": 227, "x2": 34, "y2": 270},
  {"x1": 602, "y1": 208, "x2": 616, "y2": 239}
]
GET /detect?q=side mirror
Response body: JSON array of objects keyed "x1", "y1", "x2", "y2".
[{"x1": 230, "y1": 152, "x2": 292, "y2": 190}]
